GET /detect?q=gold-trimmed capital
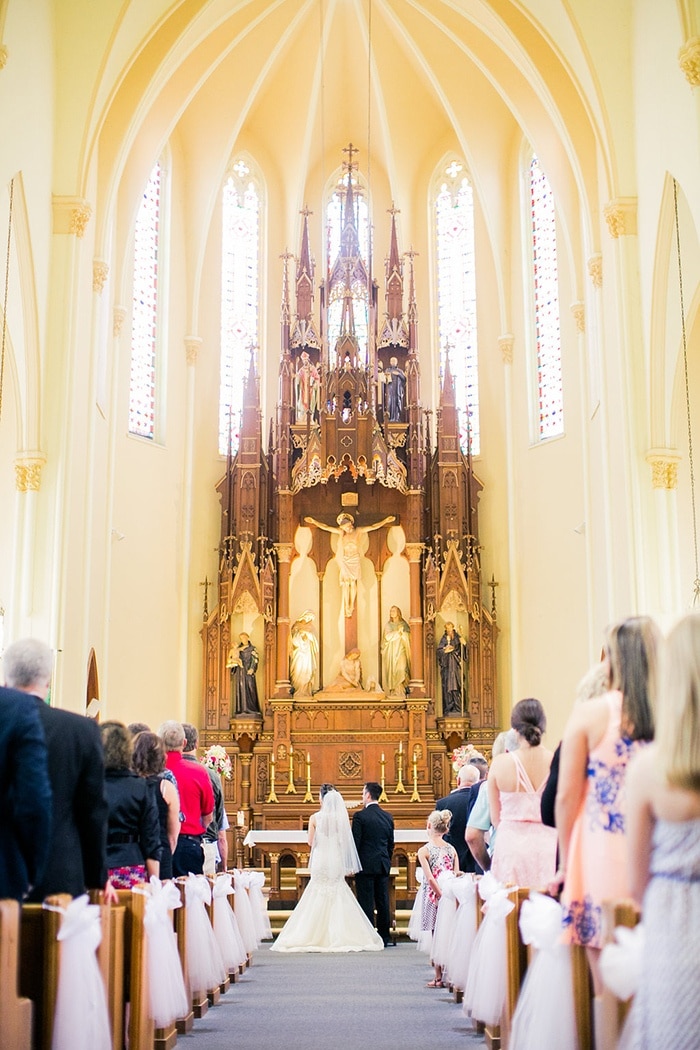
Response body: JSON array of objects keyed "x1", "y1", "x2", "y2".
[
  {"x1": 604, "y1": 198, "x2": 637, "y2": 239},
  {"x1": 0, "y1": 45, "x2": 8, "y2": 69},
  {"x1": 679, "y1": 37, "x2": 700, "y2": 86},
  {"x1": 588, "y1": 253, "x2": 603, "y2": 289},
  {"x1": 404, "y1": 542, "x2": 424, "y2": 563},
  {"x1": 184, "y1": 335, "x2": 202, "y2": 366},
  {"x1": 646, "y1": 450, "x2": 680, "y2": 490},
  {"x1": 52, "y1": 195, "x2": 92, "y2": 238},
  {"x1": 498, "y1": 334, "x2": 514, "y2": 365},
  {"x1": 15, "y1": 456, "x2": 46, "y2": 492},
  {"x1": 275, "y1": 543, "x2": 294, "y2": 563},
  {"x1": 93, "y1": 259, "x2": 109, "y2": 293},
  {"x1": 571, "y1": 301, "x2": 585, "y2": 334},
  {"x1": 113, "y1": 305, "x2": 127, "y2": 337}
]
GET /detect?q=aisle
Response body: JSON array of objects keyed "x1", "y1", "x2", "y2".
[{"x1": 184, "y1": 943, "x2": 487, "y2": 1050}]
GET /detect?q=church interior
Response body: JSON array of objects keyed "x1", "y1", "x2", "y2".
[{"x1": 1, "y1": 0, "x2": 700, "y2": 838}]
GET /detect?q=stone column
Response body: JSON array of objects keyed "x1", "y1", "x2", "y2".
[
  {"x1": 405, "y1": 542, "x2": 425, "y2": 693},
  {"x1": 274, "y1": 544, "x2": 294, "y2": 694}
]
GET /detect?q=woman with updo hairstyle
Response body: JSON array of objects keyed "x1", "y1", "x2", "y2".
[
  {"x1": 415, "y1": 808, "x2": 459, "y2": 987},
  {"x1": 487, "y1": 697, "x2": 557, "y2": 888}
]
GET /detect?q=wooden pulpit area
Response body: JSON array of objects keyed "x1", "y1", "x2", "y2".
[{"x1": 200, "y1": 145, "x2": 500, "y2": 843}]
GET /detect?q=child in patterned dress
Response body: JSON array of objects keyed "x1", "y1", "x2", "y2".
[{"x1": 416, "y1": 809, "x2": 459, "y2": 987}]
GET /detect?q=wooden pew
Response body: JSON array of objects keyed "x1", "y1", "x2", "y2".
[
  {"x1": 206, "y1": 877, "x2": 231, "y2": 995},
  {"x1": 601, "y1": 898, "x2": 640, "y2": 1044},
  {"x1": 173, "y1": 880, "x2": 207, "y2": 1024},
  {"x1": 498, "y1": 887, "x2": 530, "y2": 1050},
  {"x1": 571, "y1": 943, "x2": 594, "y2": 1050},
  {"x1": 0, "y1": 900, "x2": 33, "y2": 1050},
  {"x1": 19, "y1": 894, "x2": 70, "y2": 1050}
]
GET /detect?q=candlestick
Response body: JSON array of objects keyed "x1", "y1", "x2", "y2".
[
  {"x1": 410, "y1": 750, "x2": 421, "y2": 802},
  {"x1": 303, "y1": 751, "x2": 313, "y2": 803},
  {"x1": 266, "y1": 758, "x2": 278, "y2": 803},
  {"x1": 286, "y1": 746, "x2": 297, "y2": 794},
  {"x1": 379, "y1": 753, "x2": 388, "y2": 802},
  {"x1": 394, "y1": 743, "x2": 406, "y2": 794}
]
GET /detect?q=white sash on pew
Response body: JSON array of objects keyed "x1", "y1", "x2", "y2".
[
  {"x1": 49, "y1": 895, "x2": 111, "y2": 1050},
  {"x1": 448, "y1": 875, "x2": 478, "y2": 992},
  {"x1": 463, "y1": 872, "x2": 513, "y2": 1026},
  {"x1": 212, "y1": 873, "x2": 248, "y2": 969},
  {"x1": 407, "y1": 869, "x2": 424, "y2": 944},
  {"x1": 431, "y1": 870, "x2": 458, "y2": 973},
  {"x1": 247, "y1": 870, "x2": 273, "y2": 941},
  {"x1": 600, "y1": 923, "x2": 644, "y2": 1002},
  {"x1": 232, "y1": 870, "x2": 259, "y2": 954},
  {"x1": 184, "y1": 874, "x2": 227, "y2": 994},
  {"x1": 141, "y1": 877, "x2": 189, "y2": 1028}
]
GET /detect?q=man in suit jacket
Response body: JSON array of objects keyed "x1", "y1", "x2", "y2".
[
  {"x1": 352, "y1": 781, "x2": 395, "y2": 946},
  {"x1": 436, "y1": 763, "x2": 481, "y2": 872},
  {"x1": 3, "y1": 638, "x2": 109, "y2": 901},
  {"x1": 0, "y1": 686, "x2": 53, "y2": 899}
]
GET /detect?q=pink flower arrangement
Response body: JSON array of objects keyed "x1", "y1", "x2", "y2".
[
  {"x1": 451, "y1": 743, "x2": 483, "y2": 773},
  {"x1": 201, "y1": 744, "x2": 233, "y2": 780}
]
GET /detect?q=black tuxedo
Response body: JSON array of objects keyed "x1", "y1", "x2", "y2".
[
  {"x1": 27, "y1": 696, "x2": 109, "y2": 901},
  {"x1": 436, "y1": 785, "x2": 480, "y2": 873},
  {"x1": 352, "y1": 801, "x2": 394, "y2": 944},
  {"x1": 0, "y1": 687, "x2": 53, "y2": 899}
]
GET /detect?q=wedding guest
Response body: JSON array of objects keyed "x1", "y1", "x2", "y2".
[
  {"x1": 159, "y1": 719, "x2": 214, "y2": 876},
  {"x1": 617, "y1": 613, "x2": 700, "y2": 1049},
  {"x1": 0, "y1": 685, "x2": 52, "y2": 899},
  {"x1": 101, "y1": 721, "x2": 160, "y2": 887},
  {"x1": 3, "y1": 638, "x2": 110, "y2": 902},
  {"x1": 416, "y1": 809, "x2": 459, "y2": 987},
  {"x1": 488, "y1": 698, "x2": 557, "y2": 888},
  {"x1": 553, "y1": 616, "x2": 659, "y2": 1013},
  {"x1": 132, "y1": 731, "x2": 180, "y2": 879},
  {"x1": 436, "y1": 763, "x2": 480, "y2": 873},
  {"x1": 182, "y1": 723, "x2": 227, "y2": 874}
]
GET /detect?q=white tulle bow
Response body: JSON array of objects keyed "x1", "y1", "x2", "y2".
[
  {"x1": 247, "y1": 870, "x2": 266, "y2": 889},
  {"x1": 213, "y1": 872, "x2": 235, "y2": 898},
  {"x1": 185, "y1": 872, "x2": 212, "y2": 905},
  {"x1": 518, "y1": 891, "x2": 564, "y2": 950},
  {"x1": 600, "y1": 923, "x2": 645, "y2": 1002},
  {"x1": 142, "y1": 877, "x2": 188, "y2": 1028},
  {"x1": 49, "y1": 895, "x2": 111, "y2": 1050}
]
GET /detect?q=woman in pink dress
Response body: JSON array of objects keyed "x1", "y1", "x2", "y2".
[
  {"x1": 553, "y1": 616, "x2": 659, "y2": 1026},
  {"x1": 488, "y1": 698, "x2": 557, "y2": 888}
]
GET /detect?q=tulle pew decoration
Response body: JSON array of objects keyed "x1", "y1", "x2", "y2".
[
  {"x1": 448, "y1": 874, "x2": 478, "y2": 994},
  {"x1": 246, "y1": 870, "x2": 273, "y2": 941},
  {"x1": 509, "y1": 891, "x2": 578, "y2": 1050},
  {"x1": 407, "y1": 868, "x2": 423, "y2": 944},
  {"x1": 46, "y1": 894, "x2": 111, "y2": 1050},
  {"x1": 463, "y1": 872, "x2": 514, "y2": 1026},
  {"x1": 232, "y1": 869, "x2": 259, "y2": 955},
  {"x1": 431, "y1": 870, "x2": 459, "y2": 976},
  {"x1": 600, "y1": 923, "x2": 644, "y2": 1002},
  {"x1": 140, "y1": 877, "x2": 189, "y2": 1029},
  {"x1": 212, "y1": 873, "x2": 248, "y2": 973},
  {"x1": 184, "y1": 874, "x2": 227, "y2": 996}
]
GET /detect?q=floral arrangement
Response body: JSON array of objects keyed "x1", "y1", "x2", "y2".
[
  {"x1": 451, "y1": 743, "x2": 485, "y2": 773},
  {"x1": 201, "y1": 744, "x2": 233, "y2": 780}
]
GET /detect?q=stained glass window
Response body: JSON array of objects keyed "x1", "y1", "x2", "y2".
[
  {"x1": 529, "y1": 156, "x2": 563, "y2": 438},
  {"x1": 219, "y1": 159, "x2": 260, "y2": 455},
  {"x1": 435, "y1": 161, "x2": 480, "y2": 455},
  {"x1": 129, "y1": 162, "x2": 162, "y2": 438},
  {"x1": 326, "y1": 176, "x2": 370, "y2": 367}
]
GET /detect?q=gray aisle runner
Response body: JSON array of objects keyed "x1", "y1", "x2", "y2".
[{"x1": 182, "y1": 943, "x2": 487, "y2": 1050}]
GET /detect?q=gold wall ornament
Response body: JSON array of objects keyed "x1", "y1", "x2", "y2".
[
  {"x1": 571, "y1": 302, "x2": 585, "y2": 333},
  {"x1": 604, "y1": 198, "x2": 637, "y2": 239},
  {"x1": 498, "y1": 335, "x2": 514, "y2": 364},
  {"x1": 588, "y1": 253, "x2": 603, "y2": 288},
  {"x1": 113, "y1": 305, "x2": 127, "y2": 337},
  {"x1": 92, "y1": 259, "x2": 109, "y2": 293},
  {"x1": 0, "y1": 45, "x2": 8, "y2": 69},
  {"x1": 15, "y1": 456, "x2": 45, "y2": 492},
  {"x1": 52, "y1": 195, "x2": 92, "y2": 237},
  {"x1": 646, "y1": 451, "x2": 680, "y2": 490},
  {"x1": 679, "y1": 37, "x2": 700, "y2": 86},
  {"x1": 184, "y1": 335, "x2": 202, "y2": 366}
]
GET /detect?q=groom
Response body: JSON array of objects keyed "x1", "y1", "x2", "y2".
[{"x1": 352, "y1": 782, "x2": 395, "y2": 946}]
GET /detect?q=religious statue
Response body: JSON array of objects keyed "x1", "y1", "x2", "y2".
[
  {"x1": 289, "y1": 610, "x2": 319, "y2": 697},
  {"x1": 384, "y1": 356, "x2": 406, "y2": 423},
  {"x1": 326, "y1": 648, "x2": 363, "y2": 691},
  {"x1": 437, "y1": 621, "x2": 465, "y2": 715},
  {"x1": 227, "y1": 632, "x2": 261, "y2": 716},
  {"x1": 294, "y1": 351, "x2": 320, "y2": 424},
  {"x1": 304, "y1": 512, "x2": 396, "y2": 617},
  {"x1": 381, "y1": 605, "x2": 411, "y2": 698}
]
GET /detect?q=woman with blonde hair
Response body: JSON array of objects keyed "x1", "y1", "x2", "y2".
[
  {"x1": 619, "y1": 613, "x2": 700, "y2": 1049},
  {"x1": 415, "y1": 808, "x2": 459, "y2": 987},
  {"x1": 553, "y1": 616, "x2": 660, "y2": 1013}
]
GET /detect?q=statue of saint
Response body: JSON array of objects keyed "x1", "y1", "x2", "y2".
[
  {"x1": 437, "y1": 621, "x2": 465, "y2": 715},
  {"x1": 227, "y1": 633, "x2": 261, "y2": 716},
  {"x1": 289, "y1": 611, "x2": 319, "y2": 697},
  {"x1": 381, "y1": 605, "x2": 411, "y2": 698},
  {"x1": 384, "y1": 356, "x2": 406, "y2": 423},
  {"x1": 294, "y1": 351, "x2": 320, "y2": 424},
  {"x1": 326, "y1": 648, "x2": 363, "y2": 691},
  {"x1": 304, "y1": 512, "x2": 396, "y2": 617}
]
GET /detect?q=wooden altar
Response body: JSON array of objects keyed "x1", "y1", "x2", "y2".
[{"x1": 200, "y1": 146, "x2": 499, "y2": 835}]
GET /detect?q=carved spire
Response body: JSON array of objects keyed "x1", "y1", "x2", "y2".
[
  {"x1": 296, "y1": 207, "x2": 314, "y2": 321},
  {"x1": 385, "y1": 204, "x2": 403, "y2": 321}
]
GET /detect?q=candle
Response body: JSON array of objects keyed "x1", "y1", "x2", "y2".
[
  {"x1": 399, "y1": 741, "x2": 403, "y2": 754},
  {"x1": 307, "y1": 752, "x2": 311, "y2": 763},
  {"x1": 381, "y1": 753, "x2": 385, "y2": 762},
  {"x1": 290, "y1": 746, "x2": 294, "y2": 755}
]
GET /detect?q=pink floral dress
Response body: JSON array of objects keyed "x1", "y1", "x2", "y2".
[{"x1": 420, "y1": 843, "x2": 457, "y2": 934}]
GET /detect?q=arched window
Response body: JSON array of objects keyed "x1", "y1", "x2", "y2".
[
  {"x1": 129, "y1": 161, "x2": 164, "y2": 439},
  {"x1": 527, "y1": 155, "x2": 563, "y2": 439},
  {"x1": 434, "y1": 159, "x2": 480, "y2": 455},
  {"x1": 219, "y1": 157, "x2": 261, "y2": 456},
  {"x1": 326, "y1": 170, "x2": 370, "y2": 368}
]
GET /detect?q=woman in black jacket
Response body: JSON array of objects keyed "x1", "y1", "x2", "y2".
[{"x1": 100, "y1": 721, "x2": 160, "y2": 888}]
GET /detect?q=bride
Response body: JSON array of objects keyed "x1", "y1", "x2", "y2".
[{"x1": 271, "y1": 784, "x2": 384, "y2": 953}]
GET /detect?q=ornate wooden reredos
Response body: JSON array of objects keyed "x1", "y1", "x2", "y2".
[{"x1": 201, "y1": 146, "x2": 499, "y2": 835}]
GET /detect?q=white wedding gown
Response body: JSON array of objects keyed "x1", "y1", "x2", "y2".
[{"x1": 271, "y1": 791, "x2": 384, "y2": 953}]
